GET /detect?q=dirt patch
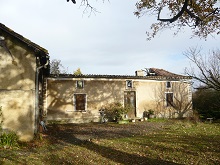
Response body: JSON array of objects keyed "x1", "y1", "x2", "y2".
[{"x1": 44, "y1": 121, "x2": 168, "y2": 144}]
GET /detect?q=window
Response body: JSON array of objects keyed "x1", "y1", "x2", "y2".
[
  {"x1": 74, "y1": 94, "x2": 86, "y2": 111},
  {"x1": 126, "y1": 80, "x2": 133, "y2": 88},
  {"x1": 166, "y1": 81, "x2": 171, "y2": 88},
  {"x1": 166, "y1": 93, "x2": 173, "y2": 107},
  {"x1": 76, "y1": 80, "x2": 84, "y2": 89}
]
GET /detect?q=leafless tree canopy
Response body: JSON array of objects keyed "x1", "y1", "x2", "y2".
[
  {"x1": 50, "y1": 59, "x2": 68, "y2": 75},
  {"x1": 184, "y1": 48, "x2": 220, "y2": 91}
]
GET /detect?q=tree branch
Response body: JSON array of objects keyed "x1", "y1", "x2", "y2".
[
  {"x1": 157, "y1": 0, "x2": 204, "y2": 27},
  {"x1": 157, "y1": 0, "x2": 189, "y2": 23}
]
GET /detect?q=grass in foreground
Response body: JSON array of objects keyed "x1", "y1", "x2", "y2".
[{"x1": 0, "y1": 121, "x2": 219, "y2": 165}]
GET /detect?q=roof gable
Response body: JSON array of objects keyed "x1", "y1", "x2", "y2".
[{"x1": 0, "y1": 23, "x2": 48, "y2": 55}]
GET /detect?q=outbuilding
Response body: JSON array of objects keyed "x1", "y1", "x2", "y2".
[{"x1": 0, "y1": 23, "x2": 49, "y2": 141}]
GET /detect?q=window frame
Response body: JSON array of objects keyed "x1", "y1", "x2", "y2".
[
  {"x1": 73, "y1": 93, "x2": 87, "y2": 112},
  {"x1": 165, "y1": 92, "x2": 173, "y2": 107},
  {"x1": 166, "y1": 81, "x2": 171, "y2": 88},
  {"x1": 126, "y1": 80, "x2": 133, "y2": 89},
  {"x1": 76, "y1": 80, "x2": 84, "y2": 89}
]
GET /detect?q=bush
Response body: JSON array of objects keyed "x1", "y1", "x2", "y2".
[
  {"x1": 143, "y1": 109, "x2": 155, "y2": 118},
  {"x1": 104, "y1": 102, "x2": 131, "y2": 121}
]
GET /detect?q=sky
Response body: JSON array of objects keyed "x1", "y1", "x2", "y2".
[{"x1": 0, "y1": 0, "x2": 219, "y2": 76}]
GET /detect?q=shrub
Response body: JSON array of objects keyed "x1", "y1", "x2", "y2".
[
  {"x1": 143, "y1": 109, "x2": 155, "y2": 118},
  {"x1": 104, "y1": 102, "x2": 131, "y2": 121}
]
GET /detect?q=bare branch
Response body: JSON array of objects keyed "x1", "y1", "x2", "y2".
[
  {"x1": 185, "y1": 47, "x2": 220, "y2": 91},
  {"x1": 67, "y1": 0, "x2": 76, "y2": 4}
]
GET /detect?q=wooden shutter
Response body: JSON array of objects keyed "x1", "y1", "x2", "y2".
[{"x1": 75, "y1": 94, "x2": 86, "y2": 111}]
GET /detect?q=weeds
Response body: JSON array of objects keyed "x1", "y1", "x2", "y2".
[
  {"x1": 0, "y1": 106, "x2": 3, "y2": 132},
  {"x1": 0, "y1": 132, "x2": 19, "y2": 148}
]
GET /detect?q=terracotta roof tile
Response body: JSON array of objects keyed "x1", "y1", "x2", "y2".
[{"x1": 148, "y1": 68, "x2": 185, "y2": 77}]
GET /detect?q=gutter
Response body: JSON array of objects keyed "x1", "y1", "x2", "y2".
[{"x1": 34, "y1": 57, "x2": 49, "y2": 134}]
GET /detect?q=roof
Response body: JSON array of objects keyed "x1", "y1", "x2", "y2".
[
  {"x1": 49, "y1": 68, "x2": 191, "y2": 80},
  {"x1": 0, "y1": 23, "x2": 48, "y2": 54},
  {"x1": 148, "y1": 68, "x2": 185, "y2": 77}
]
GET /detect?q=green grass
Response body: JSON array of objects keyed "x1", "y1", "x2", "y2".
[
  {"x1": 0, "y1": 121, "x2": 219, "y2": 165},
  {"x1": 147, "y1": 118, "x2": 168, "y2": 122}
]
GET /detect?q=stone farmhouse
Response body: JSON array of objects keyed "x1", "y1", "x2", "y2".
[
  {"x1": 0, "y1": 23, "x2": 192, "y2": 141},
  {"x1": 45, "y1": 69, "x2": 193, "y2": 123}
]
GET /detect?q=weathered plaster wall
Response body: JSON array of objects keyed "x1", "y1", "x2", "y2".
[
  {"x1": 134, "y1": 80, "x2": 160, "y2": 117},
  {"x1": 46, "y1": 77, "x2": 193, "y2": 123},
  {"x1": 0, "y1": 90, "x2": 35, "y2": 141},
  {"x1": 46, "y1": 78, "x2": 125, "y2": 123},
  {"x1": 0, "y1": 32, "x2": 36, "y2": 141}
]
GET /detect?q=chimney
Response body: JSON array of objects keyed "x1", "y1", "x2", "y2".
[{"x1": 135, "y1": 70, "x2": 144, "y2": 76}]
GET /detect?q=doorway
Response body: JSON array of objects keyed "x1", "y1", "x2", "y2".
[{"x1": 124, "y1": 91, "x2": 136, "y2": 118}]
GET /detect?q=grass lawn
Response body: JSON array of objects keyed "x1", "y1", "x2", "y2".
[{"x1": 0, "y1": 120, "x2": 219, "y2": 165}]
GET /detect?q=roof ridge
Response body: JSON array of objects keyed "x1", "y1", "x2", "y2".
[{"x1": 49, "y1": 73, "x2": 191, "y2": 79}]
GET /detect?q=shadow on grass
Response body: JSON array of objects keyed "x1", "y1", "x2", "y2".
[{"x1": 46, "y1": 124, "x2": 180, "y2": 165}]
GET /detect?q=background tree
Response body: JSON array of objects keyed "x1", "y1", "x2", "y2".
[
  {"x1": 73, "y1": 68, "x2": 83, "y2": 75},
  {"x1": 184, "y1": 47, "x2": 220, "y2": 91},
  {"x1": 193, "y1": 88, "x2": 220, "y2": 119},
  {"x1": 185, "y1": 48, "x2": 220, "y2": 120},
  {"x1": 50, "y1": 59, "x2": 68, "y2": 75}
]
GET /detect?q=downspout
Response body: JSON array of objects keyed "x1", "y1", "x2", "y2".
[{"x1": 35, "y1": 57, "x2": 49, "y2": 134}]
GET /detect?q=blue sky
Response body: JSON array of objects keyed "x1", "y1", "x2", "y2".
[{"x1": 0, "y1": 0, "x2": 219, "y2": 75}]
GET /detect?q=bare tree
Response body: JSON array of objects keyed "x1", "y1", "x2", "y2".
[
  {"x1": 154, "y1": 81, "x2": 192, "y2": 118},
  {"x1": 50, "y1": 59, "x2": 68, "y2": 75},
  {"x1": 184, "y1": 47, "x2": 220, "y2": 91},
  {"x1": 67, "y1": 0, "x2": 101, "y2": 15},
  {"x1": 171, "y1": 81, "x2": 193, "y2": 118}
]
